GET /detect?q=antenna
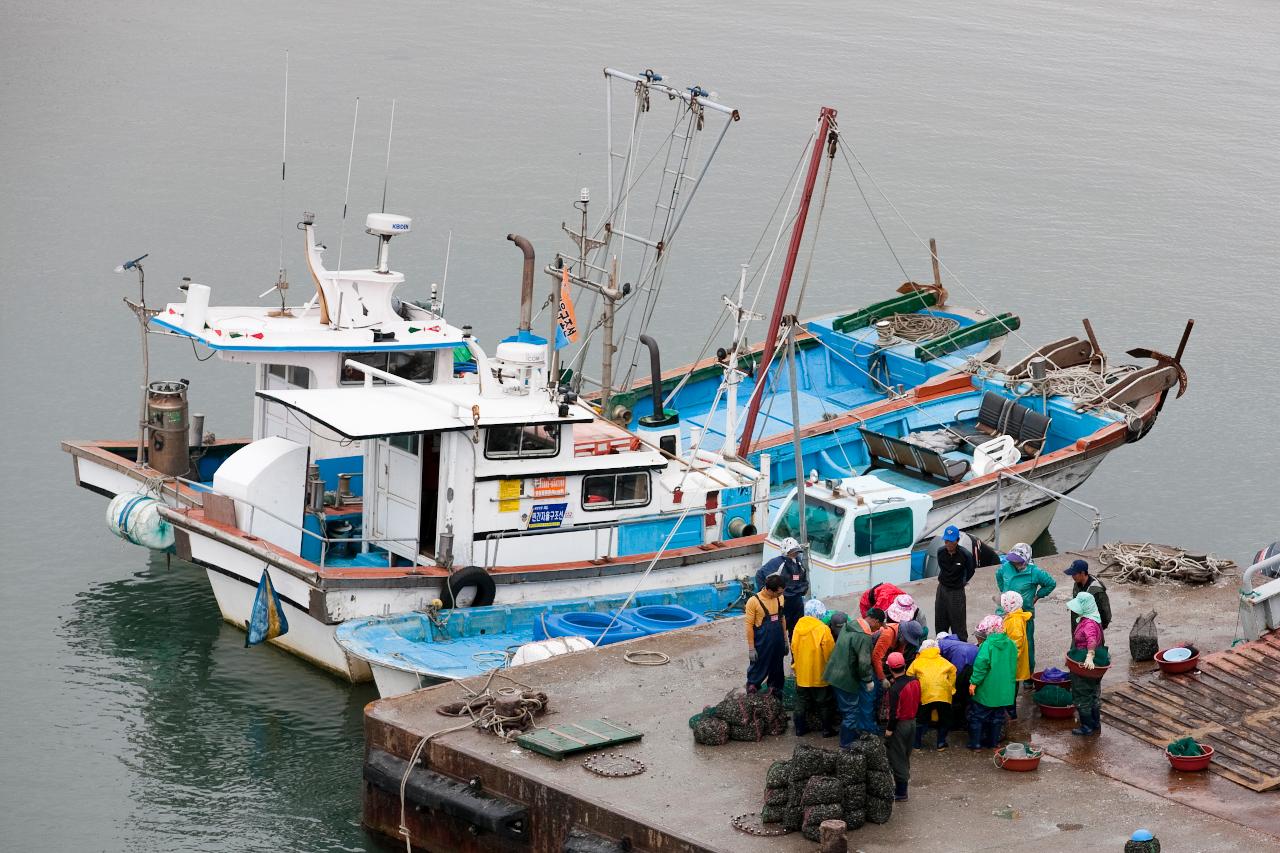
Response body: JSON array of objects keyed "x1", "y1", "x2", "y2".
[
  {"x1": 381, "y1": 98, "x2": 396, "y2": 213},
  {"x1": 269, "y1": 50, "x2": 293, "y2": 317},
  {"x1": 333, "y1": 96, "x2": 360, "y2": 327},
  {"x1": 439, "y1": 230, "x2": 453, "y2": 314}
]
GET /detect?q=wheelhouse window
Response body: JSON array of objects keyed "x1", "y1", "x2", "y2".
[
  {"x1": 266, "y1": 364, "x2": 311, "y2": 388},
  {"x1": 341, "y1": 351, "x2": 436, "y2": 385},
  {"x1": 771, "y1": 494, "x2": 845, "y2": 559},
  {"x1": 582, "y1": 471, "x2": 650, "y2": 511},
  {"x1": 388, "y1": 433, "x2": 420, "y2": 455},
  {"x1": 852, "y1": 507, "x2": 914, "y2": 556},
  {"x1": 485, "y1": 424, "x2": 560, "y2": 459}
]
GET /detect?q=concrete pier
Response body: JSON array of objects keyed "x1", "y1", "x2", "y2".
[{"x1": 362, "y1": 548, "x2": 1279, "y2": 851}]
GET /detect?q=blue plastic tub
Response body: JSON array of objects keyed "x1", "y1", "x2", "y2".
[
  {"x1": 616, "y1": 604, "x2": 708, "y2": 634},
  {"x1": 534, "y1": 611, "x2": 648, "y2": 646}
]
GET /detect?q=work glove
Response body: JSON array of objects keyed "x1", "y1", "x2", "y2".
[
  {"x1": 880, "y1": 678, "x2": 890, "y2": 690},
  {"x1": 749, "y1": 648, "x2": 758, "y2": 664},
  {"x1": 1083, "y1": 650, "x2": 1096, "y2": 670},
  {"x1": 863, "y1": 681, "x2": 875, "y2": 693},
  {"x1": 969, "y1": 683, "x2": 976, "y2": 696}
]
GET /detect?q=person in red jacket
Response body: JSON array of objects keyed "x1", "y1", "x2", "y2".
[
  {"x1": 883, "y1": 651, "x2": 920, "y2": 801},
  {"x1": 858, "y1": 582, "x2": 905, "y2": 619}
]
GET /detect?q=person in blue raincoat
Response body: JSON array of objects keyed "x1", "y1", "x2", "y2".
[
  {"x1": 756, "y1": 537, "x2": 809, "y2": 635},
  {"x1": 994, "y1": 542, "x2": 1057, "y2": 675},
  {"x1": 745, "y1": 574, "x2": 790, "y2": 696}
]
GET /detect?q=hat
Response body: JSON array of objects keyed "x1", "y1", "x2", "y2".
[
  {"x1": 803, "y1": 598, "x2": 826, "y2": 618},
  {"x1": 886, "y1": 593, "x2": 917, "y2": 623},
  {"x1": 886, "y1": 652, "x2": 906, "y2": 670},
  {"x1": 1065, "y1": 558, "x2": 1089, "y2": 576},
  {"x1": 976, "y1": 615, "x2": 1006, "y2": 636},
  {"x1": 899, "y1": 620, "x2": 926, "y2": 648},
  {"x1": 779, "y1": 537, "x2": 803, "y2": 554},
  {"x1": 943, "y1": 525, "x2": 960, "y2": 542},
  {"x1": 1004, "y1": 542, "x2": 1032, "y2": 564},
  {"x1": 921, "y1": 638, "x2": 939, "y2": 651},
  {"x1": 999, "y1": 590, "x2": 1024, "y2": 613}
]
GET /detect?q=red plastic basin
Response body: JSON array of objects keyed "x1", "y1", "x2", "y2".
[
  {"x1": 1064, "y1": 656, "x2": 1110, "y2": 680},
  {"x1": 1031, "y1": 669, "x2": 1071, "y2": 691},
  {"x1": 1166, "y1": 744, "x2": 1214, "y2": 771},
  {"x1": 994, "y1": 745, "x2": 1042, "y2": 772},
  {"x1": 1155, "y1": 648, "x2": 1200, "y2": 675},
  {"x1": 1036, "y1": 702, "x2": 1076, "y2": 719}
]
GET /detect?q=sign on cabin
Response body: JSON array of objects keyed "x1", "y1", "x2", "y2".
[
  {"x1": 529, "y1": 503, "x2": 567, "y2": 530},
  {"x1": 533, "y1": 476, "x2": 567, "y2": 497},
  {"x1": 498, "y1": 479, "x2": 522, "y2": 512}
]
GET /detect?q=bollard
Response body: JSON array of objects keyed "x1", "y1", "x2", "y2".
[{"x1": 819, "y1": 819, "x2": 848, "y2": 853}]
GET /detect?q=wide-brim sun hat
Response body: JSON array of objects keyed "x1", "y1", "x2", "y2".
[{"x1": 885, "y1": 593, "x2": 917, "y2": 623}]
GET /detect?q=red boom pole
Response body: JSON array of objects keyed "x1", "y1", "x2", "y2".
[{"x1": 736, "y1": 106, "x2": 837, "y2": 459}]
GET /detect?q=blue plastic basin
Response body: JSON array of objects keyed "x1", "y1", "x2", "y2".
[
  {"x1": 616, "y1": 604, "x2": 708, "y2": 634},
  {"x1": 534, "y1": 611, "x2": 648, "y2": 646}
]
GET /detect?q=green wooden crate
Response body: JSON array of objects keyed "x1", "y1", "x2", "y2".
[{"x1": 516, "y1": 718, "x2": 642, "y2": 759}]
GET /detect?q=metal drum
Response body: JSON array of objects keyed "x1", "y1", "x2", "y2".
[{"x1": 147, "y1": 380, "x2": 190, "y2": 476}]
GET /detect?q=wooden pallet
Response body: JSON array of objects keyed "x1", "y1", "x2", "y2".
[
  {"x1": 1101, "y1": 632, "x2": 1280, "y2": 791},
  {"x1": 516, "y1": 718, "x2": 642, "y2": 759}
]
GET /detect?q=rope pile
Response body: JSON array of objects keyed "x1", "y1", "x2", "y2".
[
  {"x1": 880, "y1": 312, "x2": 958, "y2": 342},
  {"x1": 1037, "y1": 364, "x2": 1140, "y2": 406},
  {"x1": 1097, "y1": 543, "x2": 1236, "y2": 585}
]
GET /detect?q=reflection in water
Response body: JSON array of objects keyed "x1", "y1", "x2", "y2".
[{"x1": 61, "y1": 553, "x2": 376, "y2": 852}]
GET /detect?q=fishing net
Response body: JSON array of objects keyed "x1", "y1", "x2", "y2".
[
  {"x1": 749, "y1": 691, "x2": 787, "y2": 726},
  {"x1": 865, "y1": 796, "x2": 893, "y2": 825},
  {"x1": 760, "y1": 802, "x2": 786, "y2": 825},
  {"x1": 865, "y1": 770, "x2": 895, "y2": 800},
  {"x1": 765, "y1": 760, "x2": 792, "y2": 789},
  {"x1": 800, "y1": 775, "x2": 842, "y2": 807},
  {"x1": 1068, "y1": 645, "x2": 1111, "y2": 666},
  {"x1": 801, "y1": 804, "x2": 844, "y2": 841},
  {"x1": 1034, "y1": 685, "x2": 1073, "y2": 707},
  {"x1": 781, "y1": 806, "x2": 804, "y2": 832},
  {"x1": 782, "y1": 675, "x2": 797, "y2": 711},
  {"x1": 842, "y1": 782, "x2": 866, "y2": 810},
  {"x1": 763, "y1": 787, "x2": 789, "y2": 808},
  {"x1": 787, "y1": 782, "x2": 805, "y2": 808},
  {"x1": 842, "y1": 807, "x2": 866, "y2": 831},
  {"x1": 790, "y1": 743, "x2": 831, "y2": 780},
  {"x1": 729, "y1": 720, "x2": 766, "y2": 742},
  {"x1": 716, "y1": 692, "x2": 754, "y2": 726},
  {"x1": 833, "y1": 748, "x2": 866, "y2": 784},
  {"x1": 1167, "y1": 737, "x2": 1203, "y2": 757},
  {"x1": 692, "y1": 716, "x2": 729, "y2": 746},
  {"x1": 1130, "y1": 611, "x2": 1159, "y2": 662},
  {"x1": 687, "y1": 705, "x2": 718, "y2": 729}
]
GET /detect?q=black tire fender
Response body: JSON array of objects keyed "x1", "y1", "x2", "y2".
[{"x1": 439, "y1": 565, "x2": 497, "y2": 609}]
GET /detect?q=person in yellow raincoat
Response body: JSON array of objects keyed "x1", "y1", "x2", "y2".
[
  {"x1": 1000, "y1": 590, "x2": 1032, "y2": 718},
  {"x1": 790, "y1": 598, "x2": 837, "y2": 736},
  {"x1": 907, "y1": 638, "x2": 957, "y2": 749}
]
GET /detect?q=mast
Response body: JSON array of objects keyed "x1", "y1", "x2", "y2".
[{"x1": 736, "y1": 106, "x2": 837, "y2": 459}]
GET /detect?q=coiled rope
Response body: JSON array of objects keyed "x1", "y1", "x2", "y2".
[
  {"x1": 1096, "y1": 542, "x2": 1235, "y2": 585},
  {"x1": 878, "y1": 312, "x2": 959, "y2": 342}
]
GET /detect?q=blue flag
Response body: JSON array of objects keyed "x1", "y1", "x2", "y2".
[{"x1": 245, "y1": 569, "x2": 289, "y2": 647}]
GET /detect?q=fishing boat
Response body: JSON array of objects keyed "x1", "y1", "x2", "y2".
[{"x1": 336, "y1": 581, "x2": 747, "y2": 696}]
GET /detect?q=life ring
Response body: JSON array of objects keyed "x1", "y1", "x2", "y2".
[{"x1": 439, "y1": 566, "x2": 497, "y2": 609}]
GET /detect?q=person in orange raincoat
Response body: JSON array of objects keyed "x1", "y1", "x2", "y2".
[
  {"x1": 790, "y1": 598, "x2": 837, "y2": 736},
  {"x1": 1000, "y1": 590, "x2": 1032, "y2": 718}
]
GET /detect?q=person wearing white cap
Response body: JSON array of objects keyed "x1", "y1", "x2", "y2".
[{"x1": 755, "y1": 537, "x2": 809, "y2": 635}]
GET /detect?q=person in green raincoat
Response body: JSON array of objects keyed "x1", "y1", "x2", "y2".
[
  {"x1": 994, "y1": 542, "x2": 1056, "y2": 674},
  {"x1": 822, "y1": 611, "x2": 877, "y2": 747}
]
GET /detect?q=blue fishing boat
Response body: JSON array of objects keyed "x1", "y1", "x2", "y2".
[{"x1": 336, "y1": 581, "x2": 747, "y2": 696}]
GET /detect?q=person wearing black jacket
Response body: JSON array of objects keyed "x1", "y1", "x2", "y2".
[
  {"x1": 934, "y1": 526, "x2": 976, "y2": 641},
  {"x1": 1066, "y1": 559, "x2": 1112, "y2": 631}
]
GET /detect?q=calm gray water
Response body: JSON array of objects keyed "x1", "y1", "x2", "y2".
[{"x1": 2, "y1": 1, "x2": 1277, "y2": 849}]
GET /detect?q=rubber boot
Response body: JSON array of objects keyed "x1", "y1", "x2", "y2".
[
  {"x1": 913, "y1": 726, "x2": 925, "y2": 750},
  {"x1": 839, "y1": 723, "x2": 856, "y2": 751},
  {"x1": 1071, "y1": 708, "x2": 1094, "y2": 736},
  {"x1": 793, "y1": 712, "x2": 810, "y2": 737},
  {"x1": 966, "y1": 715, "x2": 983, "y2": 750},
  {"x1": 936, "y1": 727, "x2": 949, "y2": 750},
  {"x1": 893, "y1": 780, "x2": 909, "y2": 802},
  {"x1": 1090, "y1": 706, "x2": 1102, "y2": 735}
]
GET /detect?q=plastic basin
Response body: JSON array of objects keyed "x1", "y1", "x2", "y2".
[
  {"x1": 1166, "y1": 744, "x2": 1214, "y2": 771},
  {"x1": 1036, "y1": 702, "x2": 1076, "y2": 719},
  {"x1": 1031, "y1": 669, "x2": 1071, "y2": 691},
  {"x1": 1064, "y1": 656, "x2": 1110, "y2": 680},
  {"x1": 535, "y1": 612, "x2": 648, "y2": 646},
  {"x1": 616, "y1": 604, "x2": 708, "y2": 634},
  {"x1": 994, "y1": 745, "x2": 1042, "y2": 772},
  {"x1": 1155, "y1": 648, "x2": 1200, "y2": 675}
]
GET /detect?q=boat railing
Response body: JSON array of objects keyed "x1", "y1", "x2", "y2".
[
  {"x1": 478, "y1": 495, "x2": 769, "y2": 570},
  {"x1": 167, "y1": 473, "x2": 422, "y2": 569}
]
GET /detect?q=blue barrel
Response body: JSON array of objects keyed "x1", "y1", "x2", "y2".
[
  {"x1": 616, "y1": 604, "x2": 708, "y2": 634},
  {"x1": 534, "y1": 612, "x2": 648, "y2": 646}
]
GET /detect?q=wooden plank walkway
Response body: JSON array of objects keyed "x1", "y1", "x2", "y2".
[{"x1": 1102, "y1": 632, "x2": 1280, "y2": 791}]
